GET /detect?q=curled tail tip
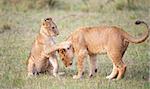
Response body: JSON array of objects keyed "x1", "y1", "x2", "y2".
[{"x1": 135, "y1": 20, "x2": 144, "y2": 25}]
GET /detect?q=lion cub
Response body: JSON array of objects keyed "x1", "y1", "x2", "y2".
[
  {"x1": 27, "y1": 17, "x2": 59, "y2": 77},
  {"x1": 50, "y1": 20, "x2": 149, "y2": 80}
]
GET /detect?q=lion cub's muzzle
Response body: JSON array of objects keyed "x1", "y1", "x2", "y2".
[
  {"x1": 65, "y1": 63, "x2": 73, "y2": 68},
  {"x1": 53, "y1": 29, "x2": 59, "y2": 36},
  {"x1": 65, "y1": 62, "x2": 72, "y2": 67}
]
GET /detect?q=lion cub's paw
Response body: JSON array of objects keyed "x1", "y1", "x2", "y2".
[
  {"x1": 73, "y1": 75, "x2": 82, "y2": 79},
  {"x1": 89, "y1": 74, "x2": 94, "y2": 78},
  {"x1": 106, "y1": 75, "x2": 113, "y2": 80},
  {"x1": 27, "y1": 73, "x2": 35, "y2": 78},
  {"x1": 58, "y1": 72, "x2": 65, "y2": 76}
]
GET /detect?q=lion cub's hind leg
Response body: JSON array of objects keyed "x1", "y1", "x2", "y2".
[
  {"x1": 115, "y1": 41, "x2": 128, "y2": 80},
  {"x1": 27, "y1": 57, "x2": 37, "y2": 77},
  {"x1": 116, "y1": 61, "x2": 126, "y2": 80},
  {"x1": 106, "y1": 64, "x2": 118, "y2": 79},
  {"x1": 107, "y1": 51, "x2": 126, "y2": 80},
  {"x1": 106, "y1": 40, "x2": 128, "y2": 80},
  {"x1": 89, "y1": 54, "x2": 97, "y2": 78},
  {"x1": 47, "y1": 63, "x2": 53, "y2": 75},
  {"x1": 106, "y1": 52, "x2": 119, "y2": 80}
]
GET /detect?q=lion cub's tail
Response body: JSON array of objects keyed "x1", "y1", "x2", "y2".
[{"x1": 123, "y1": 20, "x2": 149, "y2": 44}]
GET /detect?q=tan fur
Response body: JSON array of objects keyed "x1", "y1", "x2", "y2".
[
  {"x1": 27, "y1": 17, "x2": 59, "y2": 77},
  {"x1": 51, "y1": 20, "x2": 149, "y2": 80}
]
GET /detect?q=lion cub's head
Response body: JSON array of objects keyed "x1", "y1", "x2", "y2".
[
  {"x1": 58, "y1": 42, "x2": 74, "y2": 67},
  {"x1": 50, "y1": 41, "x2": 74, "y2": 67},
  {"x1": 41, "y1": 17, "x2": 59, "y2": 37}
]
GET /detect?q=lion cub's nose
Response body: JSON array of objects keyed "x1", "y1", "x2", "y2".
[
  {"x1": 70, "y1": 63, "x2": 72, "y2": 65},
  {"x1": 56, "y1": 32, "x2": 59, "y2": 35}
]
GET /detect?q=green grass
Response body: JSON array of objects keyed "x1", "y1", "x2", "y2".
[{"x1": 0, "y1": 0, "x2": 150, "y2": 89}]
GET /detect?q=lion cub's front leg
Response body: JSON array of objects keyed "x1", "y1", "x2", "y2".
[
  {"x1": 44, "y1": 45, "x2": 59, "y2": 77},
  {"x1": 49, "y1": 54, "x2": 59, "y2": 77},
  {"x1": 89, "y1": 55, "x2": 97, "y2": 78},
  {"x1": 73, "y1": 49, "x2": 87, "y2": 79}
]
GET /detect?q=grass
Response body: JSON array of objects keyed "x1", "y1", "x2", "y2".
[{"x1": 0, "y1": 0, "x2": 150, "y2": 89}]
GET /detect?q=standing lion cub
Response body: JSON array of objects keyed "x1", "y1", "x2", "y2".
[
  {"x1": 51, "y1": 20, "x2": 149, "y2": 80},
  {"x1": 27, "y1": 17, "x2": 59, "y2": 77}
]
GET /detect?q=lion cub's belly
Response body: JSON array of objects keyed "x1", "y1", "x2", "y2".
[{"x1": 87, "y1": 43, "x2": 107, "y2": 54}]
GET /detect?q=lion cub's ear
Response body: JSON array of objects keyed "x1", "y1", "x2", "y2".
[
  {"x1": 49, "y1": 17, "x2": 52, "y2": 20},
  {"x1": 44, "y1": 17, "x2": 52, "y2": 21},
  {"x1": 41, "y1": 17, "x2": 52, "y2": 26},
  {"x1": 58, "y1": 48, "x2": 66, "y2": 53},
  {"x1": 41, "y1": 19, "x2": 46, "y2": 26}
]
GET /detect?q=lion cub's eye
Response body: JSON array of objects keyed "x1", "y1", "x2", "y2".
[
  {"x1": 62, "y1": 49, "x2": 66, "y2": 52},
  {"x1": 45, "y1": 18, "x2": 50, "y2": 21},
  {"x1": 59, "y1": 49, "x2": 66, "y2": 54},
  {"x1": 52, "y1": 27, "x2": 55, "y2": 29},
  {"x1": 67, "y1": 45, "x2": 71, "y2": 50},
  {"x1": 46, "y1": 18, "x2": 50, "y2": 20},
  {"x1": 67, "y1": 47, "x2": 70, "y2": 50}
]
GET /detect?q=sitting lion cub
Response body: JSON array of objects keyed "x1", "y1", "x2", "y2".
[
  {"x1": 51, "y1": 20, "x2": 149, "y2": 80},
  {"x1": 27, "y1": 17, "x2": 59, "y2": 77}
]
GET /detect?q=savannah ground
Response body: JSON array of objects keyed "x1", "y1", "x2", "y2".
[{"x1": 0, "y1": 0, "x2": 149, "y2": 89}]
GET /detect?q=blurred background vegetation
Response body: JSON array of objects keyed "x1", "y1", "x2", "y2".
[{"x1": 0, "y1": 0, "x2": 149, "y2": 12}]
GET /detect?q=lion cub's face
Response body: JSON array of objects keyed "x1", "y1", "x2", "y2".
[
  {"x1": 58, "y1": 44, "x2": 73, "y2": 67},
  {"x1": 41, "y1": 17, "x2": 59, "y2": 36}
]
